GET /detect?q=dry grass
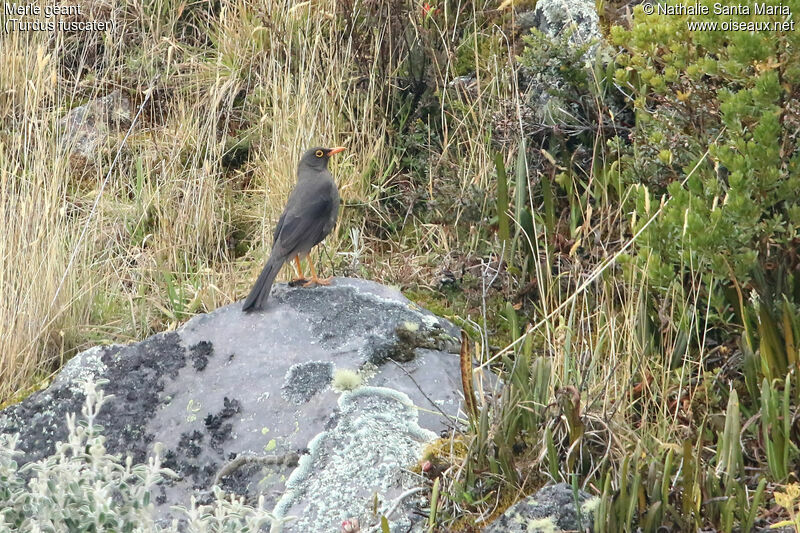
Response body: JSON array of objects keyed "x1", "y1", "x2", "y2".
[{"x1": 0, "y1": 28, "x2": 92, "y2": 402}]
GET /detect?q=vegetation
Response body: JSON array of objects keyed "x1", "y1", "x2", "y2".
[
  {"x1": 1, "y1": 0, "x2": 799, "y2": 530},
  {"x1": 0, "y1": 380, "x2": 277, "y2": 531}
]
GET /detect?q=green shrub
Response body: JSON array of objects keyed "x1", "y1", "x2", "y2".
[{"x1": 612, "y1": 3, "x2": 800, "y2": 326}]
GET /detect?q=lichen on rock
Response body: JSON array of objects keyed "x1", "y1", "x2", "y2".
[{"x1": 273, "y1": 386, "x2": 437, "y2": 532}]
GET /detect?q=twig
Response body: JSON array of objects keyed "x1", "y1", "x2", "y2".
[
  {"x1": 382, "y1": 486, "x2": 426, "y2": 519},
  {"x1": 388, "y1": 359, "x2": 459, "y2": 430},
  {"x1": 213, "y1": 451, "x2": 300, "y2": 487}
]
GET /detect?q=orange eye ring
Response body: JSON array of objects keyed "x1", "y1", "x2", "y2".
[{"x1": 315, "y1": 150, "x2": 324, "y2": 157}]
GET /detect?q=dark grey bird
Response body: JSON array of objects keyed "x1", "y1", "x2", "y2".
[{"x1": 242, "y1": 146, "x2": 345, "y2": 312}]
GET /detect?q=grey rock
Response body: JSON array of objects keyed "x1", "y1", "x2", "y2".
[
  {"x1": 529, "y1": 0, "x2": 601, "y2": 48},
  {"x1": 517, "y1": 0, "x2": 606, "y2": 129},
  {"x1": 484, "y1": 483, "x2": 598, "y2": 532},
  {"x1": 59, "y1": 90, "x2": 132, "y2": 166},
  {"x1": 0, "y1": 278, "x2": 464, "y2": 531},
  {"x1": 516, "y1": 11, "x2": 541, "y2": 35}
]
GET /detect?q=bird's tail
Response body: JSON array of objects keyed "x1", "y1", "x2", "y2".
[{"x1": 242, "y1": 254, "x2": 284, "y2": 312}]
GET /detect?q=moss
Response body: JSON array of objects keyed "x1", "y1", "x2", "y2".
[
  {"x1": 0, "y1": 373, "x2": 53, "y2": 410},
  {"x1": 221, "y1": 129, "x2": 256, "y2": 170},
  {"x1": 419, "y1": 436, "x2": 469, "y2": 465},
  {"x1": 454, "y1": 31, "x2": 504, "y2": 77},
  {"x1": 446, "y1": 489, "x2": 528, "y2": 531},
  {"x1": 403, "y1": 285, "x2": 515, "y2": 348},
  {"x1": 390, "y1": 320, "x2": 457, "y2": 362}
]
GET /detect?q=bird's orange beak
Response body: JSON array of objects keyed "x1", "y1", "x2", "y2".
[{"x1": 328, "y1": 146, "x2": 346, "y2": 155}]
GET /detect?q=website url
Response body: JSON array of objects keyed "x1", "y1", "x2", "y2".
[{"x1": 687, "y1": 19, "x2": 796, "y2": 31}]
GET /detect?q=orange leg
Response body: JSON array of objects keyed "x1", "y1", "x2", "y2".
[
  {"x1": 303, "y1": 254, "x2": 332, "y2": 286},
  {"x1": 291, "y1": 255, "x2": 307, "y2": 283}
]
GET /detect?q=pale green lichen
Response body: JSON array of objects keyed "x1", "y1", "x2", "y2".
[
  {"x1": 526, "y1": 517, "x2": 558, "y2": 533},
  {"x1": 402, "y1": 321, "x2": 420, "y2": 332},
  {"x1": 272, "y1": 386, "x2": 436, "y2": 532},
  {"x1": 54, "y1": 345, "x2": 108, "y2": 394},
  {"x1": 332, "y1": 368, "x2": 363, "y2": 392},
  {"x1": 581, "y1": 495, "x2": 600, "y2": 515},
  {"x1": 419, "y1": 313, "x2": 440, "y2": 328}
]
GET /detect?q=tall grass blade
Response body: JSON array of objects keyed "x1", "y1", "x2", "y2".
[{"x1": 495, "y1": 152, "x2": 510, "y2": 250}]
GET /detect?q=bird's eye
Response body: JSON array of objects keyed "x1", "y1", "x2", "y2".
[{"x1": 315, "y1": 150, "x2": 324, "y2": 157}]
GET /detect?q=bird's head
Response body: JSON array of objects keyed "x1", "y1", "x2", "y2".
[{"x1": 299, "y1": 146, "x2": 346, "y2": 172}]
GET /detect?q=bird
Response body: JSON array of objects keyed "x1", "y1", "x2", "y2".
[{"x1": 242, "y1": 146, "x2": 345, "y2": 312}]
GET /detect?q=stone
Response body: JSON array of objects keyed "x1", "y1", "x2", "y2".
[
  {"x1": 0, "y1": 278, "x2": 465, "y2": 531},
  {"x1": 528, "y1": 0, "x2": 602, "y2": 49},
  {"x1": 484, "y1": 483, "x2": 599, "y2": 533},
  {"x1": 515, "y1": 0, "x2": 607, "y2": 129},
  {"x1": 59, "y1": 90, "x2": 132, "y2": 168}
]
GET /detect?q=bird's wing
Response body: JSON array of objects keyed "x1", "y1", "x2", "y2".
[
  {"x1": 273, "y1": 182, "x2": 336, "y2": 256},
  {"x1": 272, "y1": 211, "x2": 287, "y2": 245}
]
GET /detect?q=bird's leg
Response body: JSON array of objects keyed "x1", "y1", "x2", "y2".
[
  {"x1": 303, "y1": 255, "x2": 332, "y2": 286},
  {"x1": 289, "y1": 255, "x2": 307, "y2": 286}
]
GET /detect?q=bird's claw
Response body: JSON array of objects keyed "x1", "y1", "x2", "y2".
[
  {"x1": 302, "y1": 277, "x2": 332, "y2": 287},
  {"x1": 289, "y1": 278, "x2": 308, "y2": 287}
]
